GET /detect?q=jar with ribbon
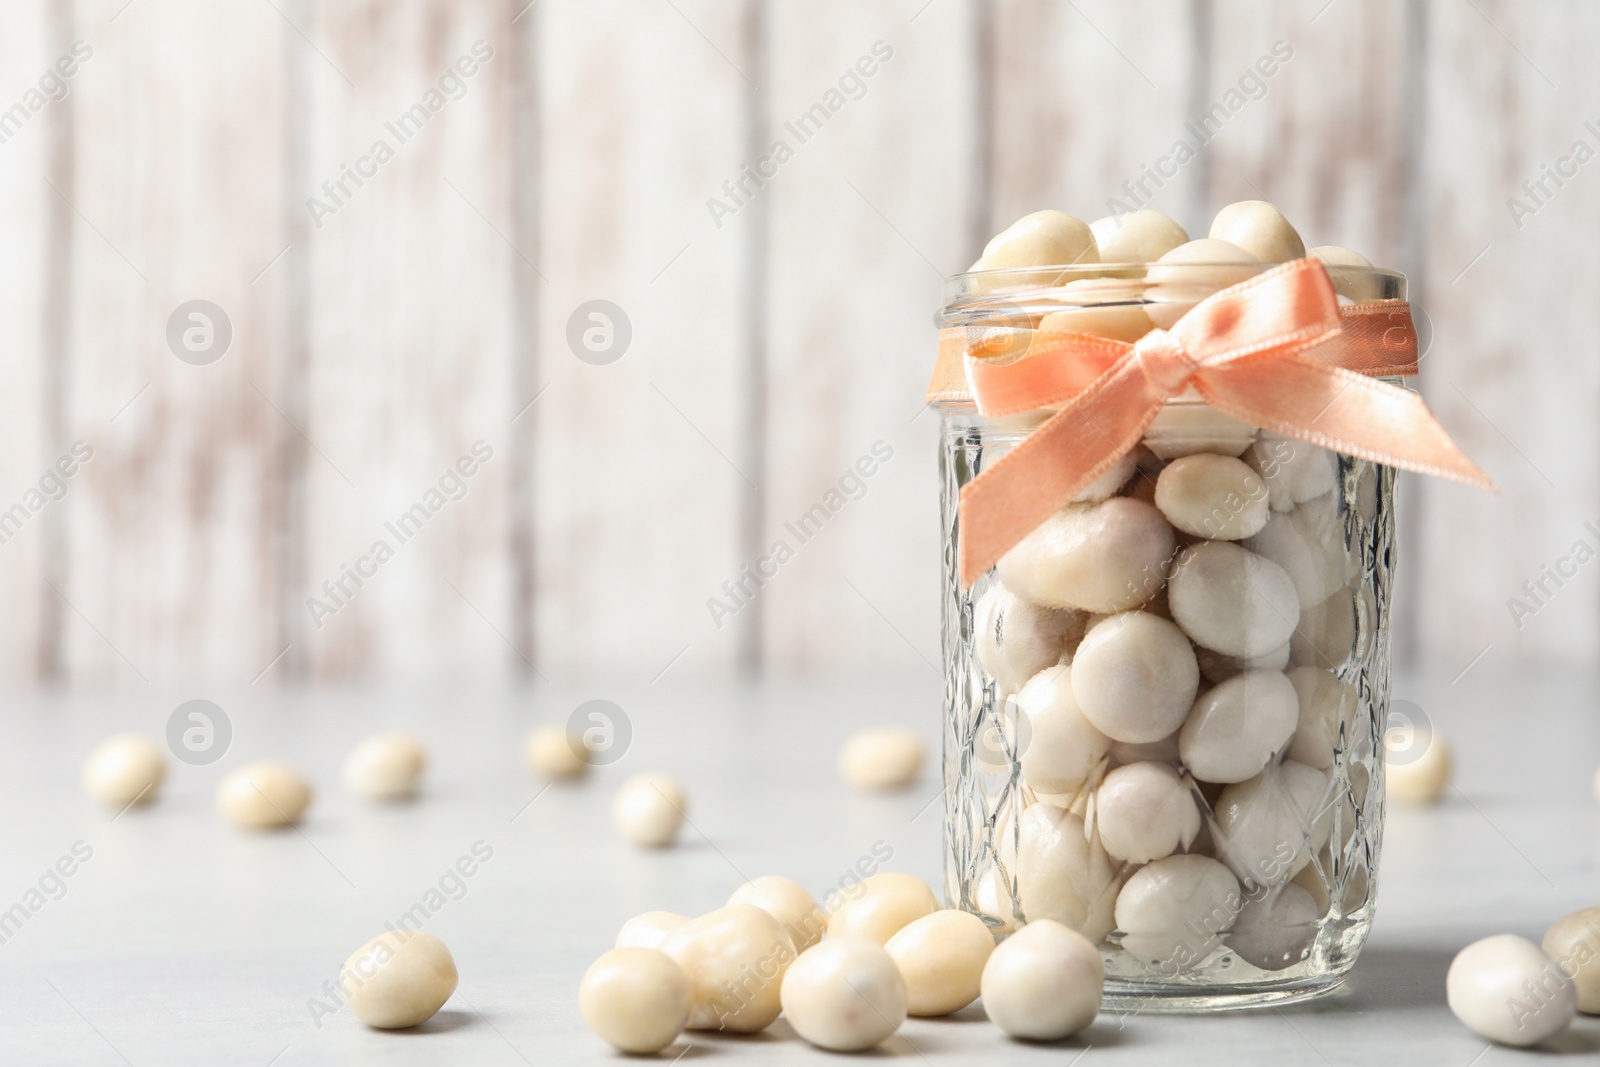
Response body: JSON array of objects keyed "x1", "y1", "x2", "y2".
[{"x1": 932, "y1": 212, "x2": 1490, "y2": 1010}]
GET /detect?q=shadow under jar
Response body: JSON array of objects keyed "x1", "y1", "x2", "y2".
[{"x1": 937, "y1": 261, "x2": 1404, "y2": 1011}]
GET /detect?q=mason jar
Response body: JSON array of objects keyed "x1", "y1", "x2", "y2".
[{"x1": 937, "y1": 261, "x2": 1405, "y2": 1010}]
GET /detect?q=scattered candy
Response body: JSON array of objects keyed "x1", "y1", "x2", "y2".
[
  {"x1": 341, "y1": 734, "x2": 426, "y2": 800},
  {"x1": 82, "y1": 735, "x2": 165, "y2": 808},
  {"x1": 838, "y1": 728, "x2": 925, "y2": 790},
  {"x1": 341, "y1": 930, "x2": 457, "y2": 1029},
  {"x1": 980, "y1": 919, "x2": 1102, "y2": 1040},
  {"x1": 781, "y1": 936, "x2": 907, "y2": 1051},
  {"x1": 1447, "y1": 934, "x2": 1576, "y2": 1046},
  {"x1": 884, "y1": 909, "x2": 994, "y2": 1016},
  {"x1": 579, "y1": 947, "x2": 690, "y2": 1053},
  {"x1": 216, "y1": 761, "x2": 312, "y2": 829},
  {"x1": 612, "y1": 773, "x2": 687, "y2": 847}
]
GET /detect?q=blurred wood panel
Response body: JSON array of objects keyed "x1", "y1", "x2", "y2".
[
  {"x1": 63, "y1": 0, "x2": 290, "y2": 685},
  {"x1": 531, "y1": 0, "x2": 749, "y2": 681},
  {"x1": 299, "y1": 0, "x2": 518, "y2": 680},
  {"x1": 0, "y1": 1, "x2": 52, "y2": 684},
  {"x1": 1413, "y1": 0, "x2": 1600, "y2": 667},
  {"x1": 759, "y1": 0, "x2": 979, "y2": 672}
]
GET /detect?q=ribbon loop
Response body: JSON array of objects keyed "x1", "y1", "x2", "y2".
[{"x1": 1133, "y1": 329, "x2": 1196, "y2": 394}]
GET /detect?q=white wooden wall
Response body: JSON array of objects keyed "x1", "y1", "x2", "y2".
[{"x1": 0, "y1": 0, "x2": 1591, "y2": 687}]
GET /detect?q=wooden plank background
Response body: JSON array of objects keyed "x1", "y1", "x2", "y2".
[{"x1": 0, "y1": 0, "x2": 1592, "y2": 686}]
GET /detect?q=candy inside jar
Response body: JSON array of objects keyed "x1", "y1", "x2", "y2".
[{"x1": 938, "y1": 204, "x2": 1409, "y2": 1011}]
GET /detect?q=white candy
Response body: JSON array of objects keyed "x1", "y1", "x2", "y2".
[
  {"x1": 1310, "y1": 245, "x2": 1384, "y2": 302},
  {"x1": 580, "y1": 948, "x2": 691, "y2": 1053},
  {"x1": 838, "y1": 728, "x2": 924, "y2": 790},
  {"x1": 1070, "y1": 612, "x2": 1199, "y2": 744},
  {"x1": 975, "y1": 866, "x2": 1019, "y2": 933},
  {"x1": 1154, "y1": 453, "x2": 1270, "y2": 540},
  {"x1": 616, "y1": 911, "x2": 690, "y2": 951},
  {"x1": 781, "y1": 937, "x2": 907, "y2": 1051},
  {"x1": 1386, "y1": 730, "x2": 1451, "y2": 804},
  {"x1": 1071, "y1": 451, "x2": 1137, "y2": 502},
  {"x1": 1142, "y1": 395, "x2": 1260, "y2": 459},
  {"x1": 980, "y1": 919, "x2": 1102, "y2": 1041},
  {"x1": 1247, "y1": 492, "x2": 1347, "y2": 606},
  {"x1": 1094, "y1": 761, "x2": 1200, "y2": 863},
  {"x1": 1146, "y1": 239, "x2": 1260, "y2": 329},
  {"x1": 1040, "y1": 283, "x2": 1153, "y2": 344},
  {"x1": 341, "y1": 930, "x2": 458, "y2": 1029},
  {"x1": 1114, "y1": 854, "x2": 1242, "y2": 971},
  {"x1": 884, "y1": 909, "x2": 995, "y2": 1016},
  {"x1": 1245, "y1": 435, "x2": 1338, "y2": 513},
  {"x1": 982, "y1": 210, "x2": 1098, "y2": 269},
  {"x1": 1091, "y1": 209, "x2": 1189, "y2": 263},
  {"x1": 1016, "y1": 664, "x2": 1112, "y2": 796},
  {"x1": 1292, "y1": 585, "x2": 1358, "y2": 670},
  {"x1": 613, "y1": 773, "x2": 687, "y2": 847},
  {"x1": 729, "y1": 875, "x2": 826, "y2": 953},
  {"x1": 82, "y1": 735, "x2": 165, "y2": 808},
  {"x1": 974, "y1": 585, "x2": 1085, "y2": 695},
  {"x1": 1169, "y1": 541, "x2": 1301, "y2": 658},
  {"x1": 1542, "y1": 907, "x2": 1600, "y2": 1014},
  {"x1": 216, "y1": 761, "x2": 313, "y2": 829},
  {"x1": 341, "y1": 734, "x2": 426, "y2": 800},
  {"x1": 660, "y1": 905, "x2": 795, "y2": 1032},
  {"x1": 1208, "y1": 201, "x2": 1305, "y2": 263},
  {"x1": 523, "y1": 725, "x2": 588, "y2": 779},
  {"x1": 1016, "y1": 803, "x2": 1119, "y2": 943},
  {"x1": 828, "y1": 872, "x2": 939, "y2": 945},
  {"x1": 1228, "y1": 882, "x2": 1319, "y2": 970},
  {"x1": 1178, "y1": 669, "x2": 1299, "y2": 784},
  {"x1": 1213, "y1": 760, "x2": 1332, "y2": 889},
  {"x1": 1447, "y1": 935, "x2": 1576, "y2": 1047},
  {"x1": 1195, "y1": 642, "x2": 1290, "y2": 684},
  {"x1": 997, "y1": 498, "x2": 1175, "y2": 614},
  {"x1": 1284, "y1": 667, "x2": 1353, "y2": 770}
]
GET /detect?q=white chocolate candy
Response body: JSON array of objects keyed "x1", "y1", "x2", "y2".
[
  {"x1": 1228, "y1": 882, "x2": 1319, "y2": 970},
  {"x1": 1284, "y1": 667, "x2": 1354, "y2": 770},
  {"x1": 1169, "y1": 541, "x2": 1300, "y2": 658},
  {"x1": 660, "y1": 905, "x2": 794, "y2": 1032},
  {"x1": 1154, "y1": 453, "x2": 1270, "y2": 540},
  {"x1": 1542, "y1": 907, "x2": 1600, "y2": 1014},
  {"x1": 781, "y1": 937, "x2": 907, "y2": 1051},
  {"x1": 1247, "y1": 491, "x2": 1347, "y2": 606},
  {"x1": 616, "y1": 911, "x2": 690, "y2": 950},
  {"x1": 1386, "y1": 730, "x2": 1451, "y2": 804},
  {"x1": 1016, "y1": 804, "x2": 1120, "y2": 943},
  {"x1": 1091, "y1": 209, "x2": 1189, "y2": 263},
  {"x1": 827, "y1": 872, "x2": 939, "y2": 945},
  {"x1": 1292, "y1": 585, "x2": 1358, "y2": 670},
  {"x1": 838, "y1": 728, "x2": 924, "y2": 790},
  {"x1": 997, "y1": 499, "x2": 1175, "y2": 614},
  {"x1": 613, "y1": 773, "x2": 687, "y2": 847},
  {"x1": 1213, "y1": 760, "x2": 1332, "y2": 888},
  {"x1": 980, "y1": 919, "x2": 1102, "y2": 1041},
  {"x1": 216, "y1": 761, "x2": 313, "y2": 829},
  {"x1": 982, "y1": 210, "x2": 1098, "y2": 270},
  {"x1": 524, "y1": 725, "x2": 588, "y2": 779},
  {"x1": 1142, "y1": 395, "x2": 1260, "y2": 459},
  {"x1": 1195, "y1": 642, "x2": 1290, "y2": 684},
  {"x1": 884, "y1": 909, "x2": 995, "y2": 1016},
  {"x1": 1071, "y1": 612, "x2": 1199, "y2": 744},
  {"x1": 580, "y1": 948, "x2": 691, "y2": 1053},
  {"x1": 341, "y1": 930, "x2": 458, "y2": 1029},
  {"x1": 1016, "y1": 664, "x2": 1113, "y2": 796},
  {"x1": 341, "y1": 734, "x2": 426, "y2": 800},
  {"x1": 1146, "y1": 239, "x2": 1260, "y2": 329},
  {"x1": 1245, "y1": 435, "x2": 1338, "y2": 513},
  {"x1": 1114, "y1": 854, "x2": 1242, "y2": 971},
  {"x1": 1310, "y1": 245, "x2": 1384, "y2": 302},
  {"x1": 974, "y1": 585, "x2": 1086, "y2": 695},
  {"x1": 729, "y1": 875, "x2": 826, "y2": 953},
  {"x1": 1208, "y1": 200, "x2": 1305, "y2": 263},
  {"x1": 1447, "y1": 935, "x2": 1576, "y2": 1047},
  {"x1": 1178, "y1": 669, "x2": 1299, "y2": 784},
  {"x1": 82, "y1": 735, "x2": 165, "y2": 808},
  {"x1": 1040, "y1": 283, "x2": 1154, "y2": 344},
  {"x1": 1094, "y1": 761, "x2": 1200, "y2": 863}
]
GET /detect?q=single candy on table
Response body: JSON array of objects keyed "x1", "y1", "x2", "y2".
[
  {"x1": 1168, "y1": 540, "x2": 1301, "y2": 658},
  {"x1": 1015, "y1": 664, "x2": 1112, "y2": 796},
  {"x1": 997, "y1": 498, "x2": 1176, "y2": 614},
  {"x1": 341, "y1": 930, "x2": 458, "y2": 1029},
  {"x1": 216, "y1": 760, "x2": 312, "y2": 829},
  {"x1": 523, "y1": 725, "x2": 589, "y2": 779},
  {"x1": 616, "y1": 911, "x2": 690, "y2": 951},
  {"x1": 341, "y1": 733, "x2": 426, "y2": 800},
  {"x1": 1094, "y1": 761, "x2": 1200, "y2": 864},
  {"x1": 1178, "y1": 669, "x2": 1300, "y2": 784},
  {"x1": 1070, "y1": 611, "x2": 1200, "y2": 743},
  {"x1": 1114, "y1": 853, "x2": 1242, "y2": 970},
  {"x1": 780, "y1": 936, "x2": 907, "y2": 1051},
  {"x1": 579, "y1": 947, "x2": 691, "y2": 1054},
  {"x1": 1090, "y1": 209, "x2": 1189, "y2": 263},
  {"x1": 838, "y1": 727, "x2": 924, "y2": 790},
  {"x1": 1447, "y1": 934, "x2": 1576, "y2": 1046},
  {"x1": 980, "y1": 918, "x2": 1103, "y2": 1041},
  {"x1": 1542, "y1": 906, "x2": 1600, "y2": 1014},
  {"x1": 81, "y1": 735, "x2": 165, "y2": 808},
  {"x1": 883, "y1": 909, "x2": 995, "y2": 1017},
  {"x1": 612, "y1": 772, "x2": 687, "y2": 847},
  {"x1": 1208, "y1": 200, "x2": 1306, "y2": 263},
  {"x1": 660, "y1": 905, "x2": 794, "y2": 1032},
  {"x1": 729, "y1": 875, "x2": 826, "y2": 953},
  {"x1": 1386, "y1": 730, "x2": 1451, "y2": 804},
  {"x1": 827, "y1": 872, "x2": 939, "y2": 945}
]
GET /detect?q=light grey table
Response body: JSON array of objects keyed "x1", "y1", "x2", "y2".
[{"x1": 2, "y1": 669, "x2": 1598, "y2": 1065}]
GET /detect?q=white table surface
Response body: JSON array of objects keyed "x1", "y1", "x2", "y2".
[{"x1": 2, "y1": 668, "x2": 1598, "y2": 1065}]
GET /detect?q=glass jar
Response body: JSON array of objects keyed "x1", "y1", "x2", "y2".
[{"x1": 937, "y1": 261, "x2": 1405, "y2": 1011}]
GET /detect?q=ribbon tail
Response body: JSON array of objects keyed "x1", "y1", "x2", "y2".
[
  {"x1": 1196, "y1": 353, "x2": 1496, "y2": 489},
  {"x1": 958, "y1": 360, "x2": 1166, "y2": 588}
]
